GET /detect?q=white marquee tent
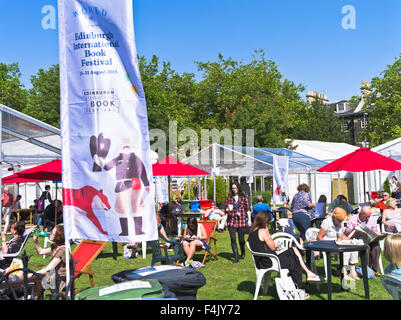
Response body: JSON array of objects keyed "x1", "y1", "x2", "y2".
[
  {"x1": 182, "y1": 143, "x2": 329, "y2": 203},
  {"x1": 0, "y1": 103, "x2": 61, "y2": 209},
  {"x1": 367, "y1": 136, "x2": 401, "y2": 195},
  {"x1": 290, "y1": 138, "x2": 401, "y2": 203}
]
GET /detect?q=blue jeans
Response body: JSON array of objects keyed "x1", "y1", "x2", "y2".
[{"x1": 292, "y1": 211, "x2": 311, "y2": 240}]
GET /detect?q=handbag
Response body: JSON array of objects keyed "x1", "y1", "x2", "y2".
[
  {"x1": 5, "y1": 258, "x2": 23, "y2": 281},
  {"x1": 123, "y1": 244, "x2": 139, "y2": 259},
  {"x1": 275, "y1": 270, "x2": 305, "y2": 300}
]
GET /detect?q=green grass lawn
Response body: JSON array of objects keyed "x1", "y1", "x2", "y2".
[{"x1": 14, "y1": 231, "x2": 395, "y2": 300}]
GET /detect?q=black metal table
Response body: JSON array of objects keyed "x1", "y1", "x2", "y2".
[{"x1": 303, "y1": 240, "x2": 370, "y2": 300}]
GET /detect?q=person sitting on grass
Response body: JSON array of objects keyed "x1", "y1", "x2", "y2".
[
  {"x1": 384, "y1": 233, "x2": 401, "y2": 280},
  {"x1": 248, "y1": 212, "x2": 325, "y2": 290},
  {"x1": 182, "y1": 217, "x2": 208, "y2": 266}
]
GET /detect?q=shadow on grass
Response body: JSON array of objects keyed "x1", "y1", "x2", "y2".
[
  {"x1": 237, "y1": 280, "x2": 277, "y2": 299},
  {"x1": 99, "y1": 252, "x2": 121, "y2": 259},
  {"x1": 218, "y1": 252, "x2": 235, "y2": 261},
  {"x1": 306, "y1": 278, "x2": 370, "y2": 300}
]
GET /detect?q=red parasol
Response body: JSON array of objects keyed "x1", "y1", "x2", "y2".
[
  {"x1": 2, "y1": 172, "x2": 43, "y2": 184},
  {"x1": 15, "y1": 159, "x2": 62, "y2": 181},
  {"x1": 318, "y1": 147, "x2": 401, "y2": 202},
  {"x1": 317, "y1": 147, "x2": 401, "y2": 172},
  {"x1": 152, "y1": 156, "x2": 210, "y2": 176},
  {"x1": 16, "y1": 159, "x2": 62, "y2": 224}
]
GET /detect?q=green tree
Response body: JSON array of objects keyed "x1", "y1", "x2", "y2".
[
  {"x1": 193, "y1": 50, "x2": 307, "y2": 147},
  {"x1": 0, "y1": 62, "x2": 28, "y2": 111},
  {"x1": 361, "y1": 54, "x2": 401, "y2": 147},
  {"x1": 139, "y1": 55, "x2": 197, "y2": 133},
  {"x1": 206, "y1": 176, "x2": 228, "y2": 205},
  {"x1": 24, "y1": 64, "x2": 60, "y2": 127},
  {"x1": 293, "y1": 98, "x2": 349, "y2": 142},
  {"x1": 383, "y1": 177, "x2": 391, "y2": 194}
]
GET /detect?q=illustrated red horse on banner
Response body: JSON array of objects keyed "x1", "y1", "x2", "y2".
[{"x1": 63, "y1": 185, "x2": 111, "y2": 235}]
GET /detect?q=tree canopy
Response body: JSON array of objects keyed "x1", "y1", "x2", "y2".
[
  {"x1": 0, "y1": 62, "x2": 28, "y2": 112},
  {"x1": 0, "y1": 50, "x2": 375, "y2": 149},
  {"x1": 361, "y1": 54, "x2": 401, "y2": 147},
  {"x1": 23, "y1": 64, "x2": 61, "y2": 127}
]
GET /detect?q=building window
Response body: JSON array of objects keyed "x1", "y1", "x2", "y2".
[
  {"x1": 361, "y1": 117, "x2": 368, "y2": 129},
  {"x1": 341, "y1": 122, "x2": 349, "y2": 132}
]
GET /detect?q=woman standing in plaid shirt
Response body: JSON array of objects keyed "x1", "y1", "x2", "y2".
[{"x1": 224, "y1": 181, "x2": 252, "y2": 263}]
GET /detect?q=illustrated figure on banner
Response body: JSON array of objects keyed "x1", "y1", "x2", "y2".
[
  {"x1": 90, "y1": 133, "x2": 151, "y2": 236},
  {"x1": 63, "y1": 185, "x2": 111, "y2": 236}
]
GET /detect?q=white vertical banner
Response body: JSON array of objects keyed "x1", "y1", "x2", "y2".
[
  {"x1": 155, "y1": 176, "x2": 169, "y2": 204},
  {"x1": 59, "y1": 0, "x2": 157, "y2": 242},
  {"x1": 273, "y1": 155, "x2": 289, "y2": 205}
]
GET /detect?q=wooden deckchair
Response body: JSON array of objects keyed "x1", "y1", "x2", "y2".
[
  {"x1": 195, "y1": 220, "x2": 218, "y2": 264},
  {"x1": 71, "y1": 239, "x2": 107, "y2": 288}
]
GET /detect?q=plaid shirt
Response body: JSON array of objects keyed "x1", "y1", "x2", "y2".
[{"x1": 224, "y1": 195, "x2": 251, "y2": 228}]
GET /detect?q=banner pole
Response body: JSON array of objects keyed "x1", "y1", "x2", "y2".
[{"x1": 65, "y1": 236, "x2": 71, "y2": 298}]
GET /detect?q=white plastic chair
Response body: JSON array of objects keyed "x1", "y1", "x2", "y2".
[
  {"x1": 381, "y1": 274, "x2": 401, "y2": 300},
  {"x1": 246, "y1": 242, "x2": 288, "y2": 300},
  {"x1": 273, "y1": 230, "x2": 328, "y2": 290},
  {"x1": 271, "y1": 232, "x2": 304, "y2": 251}
]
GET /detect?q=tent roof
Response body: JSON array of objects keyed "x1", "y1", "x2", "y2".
[
  {"x1": 372, "y1": 137, "x2": 401, "y2": 162},
  {"x1": 0, "y1": 103, "x2": 61, "y2": 168},
  {"x1": 289, "y1": 139, "x2": 359, "y2": 163},
  {"x1": 182, "y1": 143, "x2": 328, "y2": 176}
]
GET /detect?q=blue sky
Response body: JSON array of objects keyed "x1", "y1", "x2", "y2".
[{"x1": 1, "y1": 0, "x2": 401, "y2": 102}]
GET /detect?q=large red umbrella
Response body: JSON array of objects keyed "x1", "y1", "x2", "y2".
[
  {"x1": 317, "y1": 147, "x2": 401, "y2": 172},
  {"x1": 16, "y1": 159, "x2": 62, "y2": 224},
  {"x1": 152, "y1": 156, "x2": 210, "y2": 176},
  {"x1": 2, "y1": 172, "x2": 43, "y2": 184},
  {"x1": 152, "y1": 156, "x2": 210, "y2": 203},
  {"x1": 16, "y1": 159, "x2": 62, "y2": 181},
  {"x1": 318, "y1": 147, "x2": 401, "y2": 201}
]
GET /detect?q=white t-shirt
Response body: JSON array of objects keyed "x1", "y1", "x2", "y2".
[{"x1": 320, "y1": 217, "x2": 342, "y2": 240}]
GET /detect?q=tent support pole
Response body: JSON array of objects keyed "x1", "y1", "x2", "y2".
[
  {"x1": 188, "y1": 178, "x2": 190, "y2": 201},
  {"x1": 338, "y1": 172, "x2": 341, "y2": 197},
  {"x1": 363, "y1": 171, "x2": 366, "y2": 202},
  {"x1": 213, "y1": 144, "x2": 217, "y2": 202},
  {"x1": 204, "y1": 176, "x2": 207, "y2": 200},
  {"x1": 0, "y1": 109, "x2": 3, "y2": 234},
  {"x1": 65, "y1": 236, "x2": 71, "y2": 299}
]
